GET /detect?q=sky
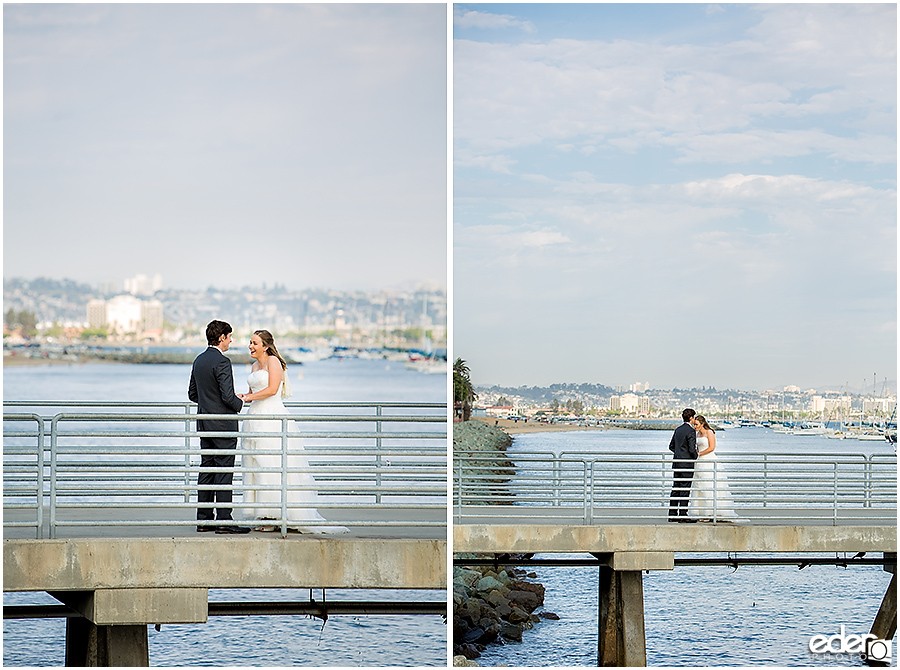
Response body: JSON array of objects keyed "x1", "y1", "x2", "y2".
[
  {"x1": 4, "y1": 3, "x2": 447, "y2": 292},
  {"x1": 453, "y1": 3, "x2": 897, "y2": 392}
]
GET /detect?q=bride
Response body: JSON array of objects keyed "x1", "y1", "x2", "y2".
[
  {"x1": 238, "y1": 330, "x2": 348, "y2": 533},
  {"x1": 688, "y1": 415, "x2": 743, "y2": 522}
]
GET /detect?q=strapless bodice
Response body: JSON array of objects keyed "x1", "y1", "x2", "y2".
[
  {"x1": 697, "y1": 435, "x2": 717, "y2": 458},
  {"x1": 248, "y1": 369, "x2": 270, "y2": 393}
]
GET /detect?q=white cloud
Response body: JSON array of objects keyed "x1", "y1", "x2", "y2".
[
  {"x1": 453, "y1": 9, "x2": 536, "y2": 33},
  {"x1": 455, "y1": 5, "x2": 895, "y2": 164}
]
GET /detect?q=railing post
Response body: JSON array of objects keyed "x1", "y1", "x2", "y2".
[
  {"x1": 281, "y1": 417, "x2": 289, "y2": 538},
  {"x1": 49, "y1": 415, "x2": 59, "y2": 540},
  {"x1": 712, "y1": 459, "x2": 719, "y2": 524},
  {"x1": 36, "y1": 416, "x2": 45, "y2": 540},
  {"x1": 585, "y1": 460, "x2": 592, "y2": 525},
  {"x1": 833, "y1": 462, "x2": 839, "y2": 526},
  {"x1": 455, "y1": 457, "x2": 462, "y2": 524},
  {"x1": 375, "y1": 406, "x2": 383, "y2": 504},
  {"x1": 553, "y1": 458, "x2": 560, "y2": 507},
  {"x1": 184, "y1": 406, "x2": 192, "y2": 504},
  {"x1": 865, "y1": 455, "x2": 872, "y2": 509}
]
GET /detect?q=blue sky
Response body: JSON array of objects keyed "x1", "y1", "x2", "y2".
[
  {"x1": 4, "y1": 4, "x2": 447, "y2": 292},
  {"x1": 454, "y1": 3, "x2": 896, "y2": 392}
]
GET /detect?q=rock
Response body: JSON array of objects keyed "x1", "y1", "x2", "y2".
[
  {"x1": 460, "y1": 599, "x2": 483, "y2": 624},
  {"x1": 507, "y1": 606, "x2": 531, "y2": 625},
  {"x1": 496, "y1": 569, "x2": 513, "y2": 586},
  {"x1": 457, "y1": 644, "x2": 482, "y2": 660},
  {"x1": 475, "y1": 575, "x2": 504, "y2": 593},
  {"x1": 462, "y1": 627, "x2": 485, "y2": 644},
  {"x1": 510, "y1": 580, "x2": 545, "y2": 601},
  {"x1": 540, "y1": 611, "x2": 560, "y2": 620},
  {"x1": 486, "y1": 590, "x2": 509, "y2": 608},
  {"x1": 500, "y1": 622, "x2": 524, "y2": 642},
  {"x1": 507, "y1": 589, "x2": 542, "y2": 613},
  {"x1": 455, "y1": 568, "x2": 483, "y2": 588},
  {"x1": 493, "y1": 601, "x2": 512, "y2": 619},
  {"x1": 453, "y1": 655, "x2": 481, "y2": 667},
  {"x1": 476, "y1": 617, "x2": 501, "y2": 643},
  {"x1": 527, "y1": 572, "x2": 537, "y2": 578}
]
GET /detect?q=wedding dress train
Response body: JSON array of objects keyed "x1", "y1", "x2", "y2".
[
  {"x1": 688, "y1": 436, "x2": 743, "y2": 522},
  {"x1": 241, "y1": 369, "x2": 348, "y2": 533}
]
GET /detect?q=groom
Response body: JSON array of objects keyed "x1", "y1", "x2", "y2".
[
  {"x1": 188, "y1": 320, "x2": 250, "y2": 534},
  {"x1": 668, "y1": 408, "x2": 699, "y2": 522}
]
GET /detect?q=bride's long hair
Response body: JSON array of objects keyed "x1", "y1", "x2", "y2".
[
  {"x1": 254, "y1": 330, "x2": 288, "y2": 371},
  {"x1": 695, "y1": 415, "x2": 715, "y2": 432}
]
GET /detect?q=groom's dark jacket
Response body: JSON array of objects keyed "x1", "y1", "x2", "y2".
[
  {"x1": 188, "y1": 346, "x2": 243, "y2": 433},
  {"x1": 668, "y1": 422, "x2": 698, "y2": 460}
]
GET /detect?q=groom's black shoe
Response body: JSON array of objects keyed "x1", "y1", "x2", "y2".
[
  {"x1": 215, "y1": 524, "x2": 251, "y2": 534},
  {"x1": 677, "y1": 516, "x2": 698, "y2": 523},
  {"x1": 197, "y1": 524, "x2": 217, "y2": 532}
]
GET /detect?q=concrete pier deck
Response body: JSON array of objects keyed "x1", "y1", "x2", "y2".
[
  {"x1": 454, "y1": 523, "x2": 897, "y2": 554},
  {"x1": 5, "y1": 536, "x2": 447, "y2": 592}
]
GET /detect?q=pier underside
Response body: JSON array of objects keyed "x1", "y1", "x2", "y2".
[
  {"x1": 454, "y1": 524, "x2": 896, "y2": 667},
  {"x1": 4, "y1": 536, "x2": 447, "y2": 667}
]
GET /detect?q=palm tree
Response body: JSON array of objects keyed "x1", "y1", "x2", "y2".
[{"x1": 453, "y1": 358, "x2": 477, "y2": 421}]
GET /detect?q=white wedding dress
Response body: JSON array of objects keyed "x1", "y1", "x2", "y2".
[
  {"x1": 241, "y1": 369, "x2": 348, "y2": 533},
  {"x1": 688, "y1": 436, "x2": 743, "y2": 521}
]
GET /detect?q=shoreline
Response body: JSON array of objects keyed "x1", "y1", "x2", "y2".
[{"x1": 472, "y1": 416, "x2": 607, "y2": 435}]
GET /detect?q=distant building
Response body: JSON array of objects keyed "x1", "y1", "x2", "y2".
[
  {"x1": 485, "y1": 405, "x2": 514, "y2": 417},
  {"x1": 86, "y1": 295, "x2": 163, "y2": 338},
  {"x1": 86, "y1": 300, "x2": 107, "y2": 329},
  {"x1": 610, "y1": 393, "x2": 650, "y2": 415},
  {"x1": 863, "y1": 397, "x2": 897, "y2": 415},
  {"x1": 810, "y1": 396, "x2": 852, "y2": 414},
  {"x1": 124, "y1": 273, "x2": 162, "y2": 296},
  {"x1": 629, "y1": 382, "x2": 650, "y2": 393}
]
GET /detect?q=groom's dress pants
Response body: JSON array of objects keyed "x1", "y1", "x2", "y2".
[
  {"x1": 197, "y1": 435, "x2": 236, "y2": 521},
  {"x1": 668, "y1": 459, "x2": 695, "y2": 517}
]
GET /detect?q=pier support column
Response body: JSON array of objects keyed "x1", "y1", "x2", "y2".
[
  {"x1": 64, "y1": 617, "x2": 149, "y2": 667},
  {"x1": 50, "y1": 588, "x2": 208, "y2": 667},
  {"x1": 593, "y1": 552, "x2": 674, "y2": 667},
  {"x1": 598, "y1": 567, "x2": 646, "y2": 667}
]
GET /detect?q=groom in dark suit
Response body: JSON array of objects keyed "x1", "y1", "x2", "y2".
[
  {"x1": 668, "y1": 408, "x2": 699, "y2": 522},
  {"x1": 188, "y1": 320, "x2": 250, "y2": 534}
]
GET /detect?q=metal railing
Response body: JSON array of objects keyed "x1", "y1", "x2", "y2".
[
  {"x1": 4, "y1": 401, "x2": 447, "y2": 538},
  {"x1": 453, "y1": 450, "x2": 897, "y2": 525}
]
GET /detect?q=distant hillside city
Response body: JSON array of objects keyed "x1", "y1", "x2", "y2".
[
  {"x1": 473, "y1": 380, "x2": 896, "y2": 422},
  {"x1": 3, "y1": 275, "x2": 447, "y2": 354}
]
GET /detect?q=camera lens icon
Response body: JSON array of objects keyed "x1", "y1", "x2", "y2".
[{"x1": 865, "y1": 639, "x2": 892, "y2": 662}]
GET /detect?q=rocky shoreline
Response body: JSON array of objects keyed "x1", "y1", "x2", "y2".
[
  {"x1": 453, "y1": 420, "x2": 557, "y2": 665},
  {"x1": 452, "y1": 559, "x2": 558, "y2": 664}
]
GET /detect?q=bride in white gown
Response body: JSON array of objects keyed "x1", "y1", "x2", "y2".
[
  {"x1": 238, "y1": 330, "x2": 348, "y2": 534},
  {"x1": 688, "y1": 415, "x2": 744, "y2": 522}
]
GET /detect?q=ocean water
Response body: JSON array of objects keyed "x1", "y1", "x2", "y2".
[
  {"x1": 472, "y1": 429, "x2": 897, "y2": 667},
  {"x1": 2, "y1": 358, "x2": 449, "y2": 667}
]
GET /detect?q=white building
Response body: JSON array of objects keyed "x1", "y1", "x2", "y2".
[
  {"x1": 124, "y1": 273, "x2": 163, "y2": 296},
  {"x1": 629, "y1": 382, "x2": 650, "y2": 393},
  {"x1": 810, "y1": 396, "x2": 853, "y2": 414},
  {"x1": 610, "y1": 393, "x2": 650, "y2": 415},
  {"x1": 863, "y1": 397, "x2": 897, "y2": 415},
  {"x1": 86, "y1": 295, "x2": 163, "y2": 337}
]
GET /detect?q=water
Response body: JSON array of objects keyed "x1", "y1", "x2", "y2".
[
  {"x1": 2, "y1": 358, "x2": 448, "y2": 667},
  {"x1": 473, "y1": 429, "x2": 896, "y2": 667}
]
